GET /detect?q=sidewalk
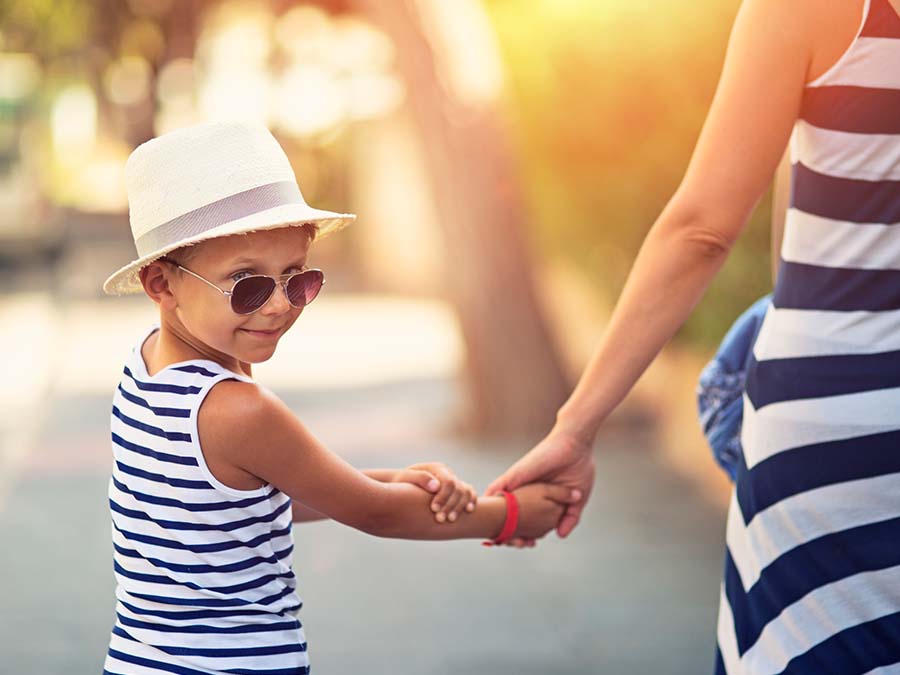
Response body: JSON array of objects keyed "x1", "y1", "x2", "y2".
[{"x1": 0, "y1": 291, "x2": 728, "y2": 675}]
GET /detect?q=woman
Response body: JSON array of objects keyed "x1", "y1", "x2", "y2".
[{"x1": 488, "y1": 0, "x2": 900, "y2": 672}]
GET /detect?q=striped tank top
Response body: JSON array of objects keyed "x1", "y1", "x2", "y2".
[
  {"x1": 103, "y1": 325, "x2": 309, "y2": 675},
  {"x1": 715, "y1": 1, "x2": 900, "y2": 673}
]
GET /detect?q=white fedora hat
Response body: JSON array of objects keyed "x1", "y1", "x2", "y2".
[{"x1": 102, "y1": 121, "x2": 356, "y2": 295}]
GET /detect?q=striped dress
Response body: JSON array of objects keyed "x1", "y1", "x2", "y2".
[
  {"x1": 715, "y1": 1, "x2": 900, "y2": 673},
  {"x1": 103, "y1": 325, "x2": 309, "y2": 675}
]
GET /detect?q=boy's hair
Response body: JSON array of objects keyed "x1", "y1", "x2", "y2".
[
  {"x1": 164, "y1": 243, "x2": 202, "y2": 267},
  {"x1": 165, "y1": 223, "x2": 319, "y2": 268}
]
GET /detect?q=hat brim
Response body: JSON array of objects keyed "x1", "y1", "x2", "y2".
[{"x1": 102, "y1": 204, "x2": 356, "y2": 296}]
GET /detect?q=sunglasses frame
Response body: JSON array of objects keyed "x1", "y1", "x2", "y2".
[{"x1": 160, "y1": 258, "x2": 324, "y2": 315}]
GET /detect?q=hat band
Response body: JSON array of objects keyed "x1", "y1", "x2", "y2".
[{"x1": 134, "y1": 181, "x2": 304, "y2": 258}]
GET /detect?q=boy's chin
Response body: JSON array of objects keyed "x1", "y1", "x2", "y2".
[
  {"x1": 243, "y1": 346, "x2": 279, "y2": 364},
  {"x1": 242, "y1": 351, "x2": 275, "y2": 365}
]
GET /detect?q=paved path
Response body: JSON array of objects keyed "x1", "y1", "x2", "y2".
[{"x1": 0, "y1": 290, "x2": 728, "y2": 674}]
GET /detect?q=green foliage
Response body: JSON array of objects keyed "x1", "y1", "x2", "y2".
[
  {"x1": 0, "y1": 0, "x2": 91, "y2": 57},
  {"x1": 487, "y1": 0, "x2": 775, "y2": 349}
]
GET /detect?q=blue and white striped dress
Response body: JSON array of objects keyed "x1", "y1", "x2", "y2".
[
  {"x1": 103, "y1": 325, "x2": 308, "y2": 675},
  {"x1": 715, "y1": 1, "x2": 900, "y2": 672}
]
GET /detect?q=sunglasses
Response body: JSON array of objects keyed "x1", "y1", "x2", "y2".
[{"x1": 161, "y1": 258, "x2": 325, "y2": 315}]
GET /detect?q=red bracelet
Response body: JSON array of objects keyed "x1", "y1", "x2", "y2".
[{"x1": 483, "y1": 490, "x2": 519, "y2": 547}]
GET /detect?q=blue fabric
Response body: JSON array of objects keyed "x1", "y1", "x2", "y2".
[{"x1": 696, "y1": 294, "x2": 771, "y2": 482}]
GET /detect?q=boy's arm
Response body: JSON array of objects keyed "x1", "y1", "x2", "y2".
[
  {"x1": 361, "y1": 468, "x2": 397, "y2": 482},
  {"x1": 291, "y1": 467, "x2": 468, "y2": 524},
  {"x1": 290, "y1": 471, "x2": 404, "y2": 523},
  {"x1": 200, "y1": 382, "x2": 572, "y2": 540},
  {"x1": 291, "y1": 500, "x2": 327, "y2": 523}
]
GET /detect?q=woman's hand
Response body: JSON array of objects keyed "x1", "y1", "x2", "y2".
[{"x1": 486, "y1": 427, "x2": 595, "y2": 540}]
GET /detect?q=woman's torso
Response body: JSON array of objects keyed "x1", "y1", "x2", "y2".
[
  {"x1": 718, "y1": 2, "x2": 900, "y2": 672},
  {"x1": 748, "y1": 0, "x2": 900, "y2": 453}
]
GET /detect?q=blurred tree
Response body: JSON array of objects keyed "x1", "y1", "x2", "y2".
[
  {"x1": 486, "y1": 0, "x2": 774, "y2": 349},
  {"x1": 351, "y1": 0, "x2": 570, "y2": 436},
  {"x1": 0, "y1": 0, "x2": 90, "y2": 57}
]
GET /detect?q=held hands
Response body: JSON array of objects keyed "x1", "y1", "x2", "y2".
[
  {"x1": 486, "y1": 426, "x2": 596, "y2": 543},
  {"x1": 508, "y1": 483, "x2": 583, "y2": 541},
  {"x1": 377, "y1": 461, "x2": 582, "y2": 542},
  {"x1": 377, "y1": 444, "x2": 593, "y2": 542}
]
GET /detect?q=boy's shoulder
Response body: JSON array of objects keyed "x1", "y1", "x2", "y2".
[
  {"x1": 198, "y1": 379, "x2": 304, "y2": 489},
  {"x1": 200, "y1": 378, "x2": 296, "y2": 440}
]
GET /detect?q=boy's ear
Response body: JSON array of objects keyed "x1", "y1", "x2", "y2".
[{"x1": 140, "y1": 261, "x2": 177, "y2": 309}]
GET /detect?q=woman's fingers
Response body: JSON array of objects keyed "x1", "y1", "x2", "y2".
[
  {"x1": 544, "y1": 484, "x2": 583, "y2": 505},
  {"x1": 557, "y1": 503, "x2": 585, "y2": 538},
  {"x1": 486, "y1": 431, "x2": 581, "y2": 497},
  {"x1": 484, "y1": 475, "x2": 507, "y2": 497},
  {"x1": 485, "y1": 463, "x2": 526, "y2": 496},
  {"x1": 485, "y1": 454, "x2": 539, "y2": 497}
]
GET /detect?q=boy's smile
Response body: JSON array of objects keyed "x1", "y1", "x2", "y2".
[{"x1": 241, "y1": 327, "x2": 284, "y2": 338}]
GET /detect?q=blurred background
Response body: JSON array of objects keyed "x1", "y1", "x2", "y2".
[{"x1": 0, "y1": 0, "x2": 776, "y2": 673}]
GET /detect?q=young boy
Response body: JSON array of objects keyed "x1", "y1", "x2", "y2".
[{"x1": 101, "y1": 121, "x2": 577, "y2": 675}]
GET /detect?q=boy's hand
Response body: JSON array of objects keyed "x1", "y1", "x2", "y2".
[
  {"x1": 509, "y1": 484, "x2": 581, "y2": 541},
  {"x1": 394, "y1": 462, "x2": 477, "y2": 523}
]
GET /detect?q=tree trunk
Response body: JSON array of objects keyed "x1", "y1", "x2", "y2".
[{"x1": 349, "y1": 0, "x2": 570, "y2": 435}]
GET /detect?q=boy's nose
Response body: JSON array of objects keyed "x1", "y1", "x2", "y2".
[{"x1": 261, "y1": 281, "x2": 292, "y2": 314}]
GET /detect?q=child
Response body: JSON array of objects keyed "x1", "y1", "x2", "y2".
[{"x1": 100, "y1": 121, "x2": 577, "y2": 675}]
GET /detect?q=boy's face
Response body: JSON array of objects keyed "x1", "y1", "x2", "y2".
[{"x1": 166, "y1": 227, "x2": 313, "y2": 364}]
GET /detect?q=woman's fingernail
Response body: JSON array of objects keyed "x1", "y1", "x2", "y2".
[
  {"x1": 436, "y1": 512, "x2": 446, "y2": 523},
  {"x1": 431, "y1": 503, "x2": 440, "y2": 512},
  {"x1": 571, "y1": 489, "x2": 582, "y2": 500},
  {"x1": 448, "y1": 512, "x2": 457, "y2": 522},
  {"x1": 427, "y1": 479, "x2": 440, "y2": 492},
  {"x1": 466, "y1": 502, "x2": 475, "y2": 512}
]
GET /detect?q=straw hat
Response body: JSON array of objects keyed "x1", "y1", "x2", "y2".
[{"x1": 102, "y1": 121, "x2": 356, "y2": 295}]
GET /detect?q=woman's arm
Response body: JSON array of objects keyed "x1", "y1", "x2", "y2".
[
  {"x1": 487, "y1": 0, "x2": 820, "y2": 536},
  {"x1": 554, "y1": 0, "x2": 813, "y2": 445}
]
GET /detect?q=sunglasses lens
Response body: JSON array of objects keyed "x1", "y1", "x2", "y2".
[
  {"x1": 231, "y1": 276, "x2": 276, "y2": 314},
  {"x1": 286, "y1": 270, "x2": 324, "y2": 308}
]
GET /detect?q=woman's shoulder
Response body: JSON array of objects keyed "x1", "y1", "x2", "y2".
[
  {"x1": 743, "y1": 0, "x2": 862, "y2": 21},
  {"x1": 743, "y1": 0, "x2": 864, "y2": 70}
]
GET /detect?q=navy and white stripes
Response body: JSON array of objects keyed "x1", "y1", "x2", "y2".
[
  {"x1": 715, "y1": 1, "x2": 900, "y2": 673},
  {"x1": 104, "y1": 325, "x2": 308, "y2": 675}
]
